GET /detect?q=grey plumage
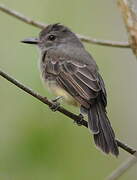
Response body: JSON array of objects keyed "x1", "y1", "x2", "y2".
[{"x1": 22, "y1": 23, "x2": 119, "y2": 156}]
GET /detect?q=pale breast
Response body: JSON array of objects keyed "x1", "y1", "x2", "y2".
[
  {"x1": 40, "y1": 49, "x2": 79, "y2": 107},
  {"x1": 43, "y1": 78, "x2": 79, "y2": 107}
]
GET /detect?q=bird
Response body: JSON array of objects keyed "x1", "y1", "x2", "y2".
[{"x1": 21, "y1": 23, "x2": 119, "y2": 156}]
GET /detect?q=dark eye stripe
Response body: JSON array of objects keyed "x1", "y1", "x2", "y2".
[{"x1": 42, "y1": 51, "x2": 47, "y2": 62}]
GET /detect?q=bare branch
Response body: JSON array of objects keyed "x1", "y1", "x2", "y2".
[
  {"x1": 107, "y1": 153, "x2": 137, "y2": 180},
  {"x1": 0, "y1": 4, "x2": 130, "y2": 48},
  {"x1": 0, "y1": 69, "x2": 87, "y2": 127},
  {"x1": 105, "y1": 1, "x2": 137, "y2": 179},
  {"x1": 117, "y1": 0, "x2": 137, "y2": 56},
  {"x1": 77, "y1": 34, "x2": 130, "y2": 48},
  {"x1": 0, "y1": 4, "x2": 46, "y2": 29},
  {"x1": 0, "y1": 69, "x2": 136, "y2": 156}
]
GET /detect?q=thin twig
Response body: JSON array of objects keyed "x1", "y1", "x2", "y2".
[
  {"x1": 77, "y1": 34, "x2": 130, "y2": 48},
  {"x1": 0, "y1": 4, "x2": 130, "y2": 48},
  {"x1": 0, "y1": 69, "x2": 136, "y2": 155},
  {"x1": 0, "y1": 4, "x2": 46, "y2": 29},
  {"x1": 107, "y1": 153, "x2": 137, "y2": 180},
  {"x1": 117, "y1": 0, "x2": 137, "y2": 56},
  {"x1": 0, "y1": 69, "x2": 88, "y2": 127},
  {"x1": 105, "y1": 1, "x2": 137, "y2": 179}
]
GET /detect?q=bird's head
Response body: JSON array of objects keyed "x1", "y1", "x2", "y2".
[{"x1": 21, "y1": 23, "x2": 83, "y2": 51}]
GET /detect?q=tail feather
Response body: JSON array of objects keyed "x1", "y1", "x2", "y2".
[
  {"x1": 88, "y1": 106, "x2": 99, "y2": 134},
  {"x1": 94, "y1": 127, "x2": 109, "y2": 154},
  {"x1": 88, "y1": 102, "x2": 119, "y2": 156}
]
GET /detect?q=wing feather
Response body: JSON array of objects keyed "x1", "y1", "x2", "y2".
[{"x1": 45, "y1": 58, "x2": 106, "y2": 107}]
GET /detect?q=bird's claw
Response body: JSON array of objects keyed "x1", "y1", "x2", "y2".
[
  {"x1": 49, "y1": 96, "x2": 63, "y2": 112},
  {"x1": 73, "y1": 114, "x2": 84, "y2": 126},
  {"x1": 49, "y1": 102, "x2": 60, "y2": 112},
  {"x1": 52, "y1": 96, "x2": 63, "y2": 103}
]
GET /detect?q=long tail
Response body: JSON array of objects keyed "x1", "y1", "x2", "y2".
[{"x1": 88, "y1": 102, "x2": 119, "y2": 156}]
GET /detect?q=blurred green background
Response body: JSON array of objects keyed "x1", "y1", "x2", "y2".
[{"x1": 0, "y1": 0, "x2": 137, "y2": 179}]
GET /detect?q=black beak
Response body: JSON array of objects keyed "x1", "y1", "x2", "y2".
[{"x1": 21, "y1": 37, "x2": 39, "y2": 44}]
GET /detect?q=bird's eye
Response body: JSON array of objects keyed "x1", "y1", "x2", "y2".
[{"x1": 48, "y1": 35, "x2": 56, "y2": 41}]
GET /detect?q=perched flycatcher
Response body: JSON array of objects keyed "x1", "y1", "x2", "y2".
[{"x1": 22, "y1": 24, "x2": 119, "y2": 156}]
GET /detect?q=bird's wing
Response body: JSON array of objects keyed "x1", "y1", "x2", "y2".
[{"x1": 45, "y1": 57, "x2": 107, "y2": 108}]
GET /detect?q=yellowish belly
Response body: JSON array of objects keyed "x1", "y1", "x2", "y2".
[{"x1": 48, "y1": 84, "x2": 79, "y2": 107}]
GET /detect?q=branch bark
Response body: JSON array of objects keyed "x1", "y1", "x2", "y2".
[
  {"x1": 0, "y1": 69, "x2": 136, "y2": 156},
  {"x1": 106, "y1": 1, "x2": 137, "y2": 179},
  {"x1": 117, "y1": 0, "x2": 137, "y2": 56},
  {"x1": 107, "y1": 153, "x2": 137, "y2": 180},
  {"x1": 0, "y1": 4, "x2": 130, "y2": 48}
]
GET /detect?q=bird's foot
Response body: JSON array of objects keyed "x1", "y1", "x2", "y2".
[
  {"x1": 52, "y1": 96, "x2": 63, "y2": 103},
  {"x1": 73, "y1": 113, "x2": 84, "y2": 126},
  {"x1": 49, "y1": 102, "x2": 60, "y2": 112},
  {"x1": 49, "y1": 96, "x2": 63, "y2": 112}
]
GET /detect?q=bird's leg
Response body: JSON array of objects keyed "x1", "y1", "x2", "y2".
[
  {"x1": 73, "y1": 113, "x2": 84, "y2": 126},
  {"x1": 49, "y1": 96, "x2": 63, "y2": 112},
  {"x1": 52, "y1": 96, "x2": 63, "y2": 102}
]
